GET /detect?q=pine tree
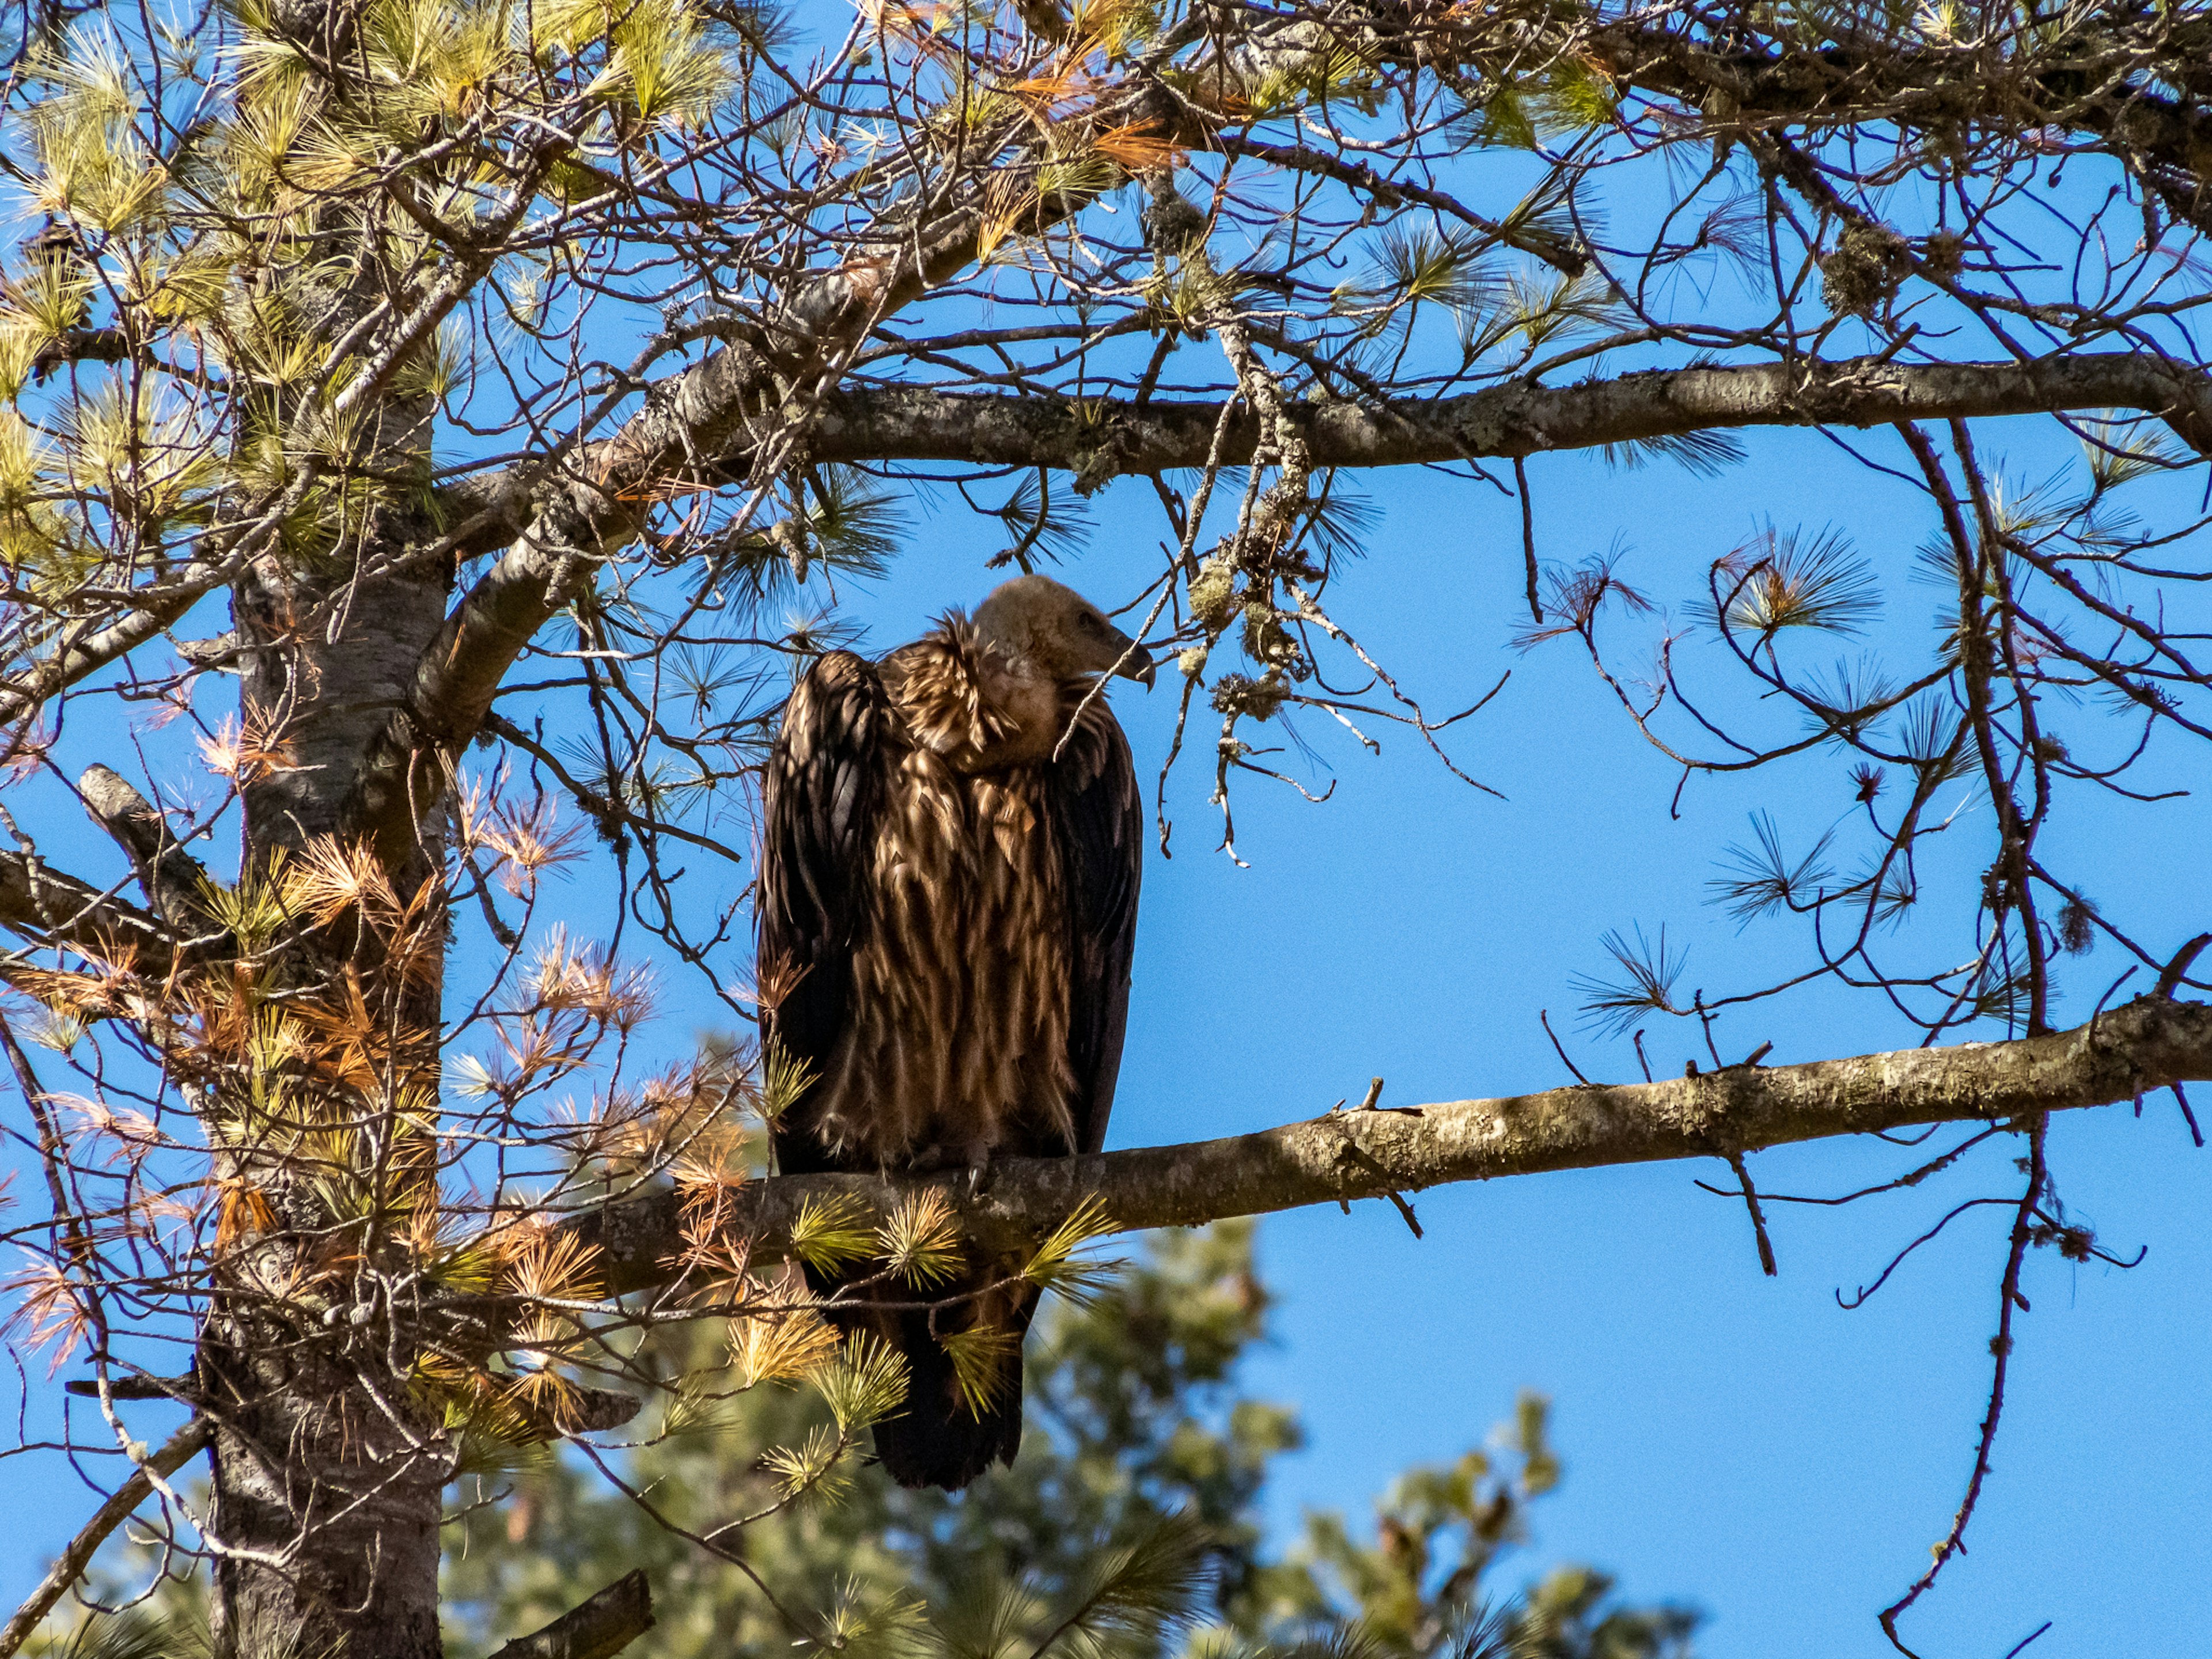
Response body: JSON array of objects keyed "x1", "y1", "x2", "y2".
[{"x1": 6, "y1": 0, "x2": 2212, "y2": 1654}]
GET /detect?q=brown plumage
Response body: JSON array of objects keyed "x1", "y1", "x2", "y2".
[{"x1": 758, "y1": 575, "x2": 1150, "y2": 1490}]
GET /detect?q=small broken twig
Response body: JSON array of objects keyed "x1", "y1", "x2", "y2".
[
  {"x1": 2172, "y1": 1082, "x2": 2203, "y2": 1148},
  {"x1": 1725, "y1": 1151, "x2": 1779, "y2": 1277},
  {"x1": 1540, "y1": 1010, "x2": 1592, "y2": 1084}
]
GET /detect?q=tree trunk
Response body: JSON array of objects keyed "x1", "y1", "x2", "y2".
[
  {"x1": 204, "y1": 1350, "x2": 446, "y2": 1659},
  {"x1": 206, "y1": 335, "x2": 454, "y2": 1657}
]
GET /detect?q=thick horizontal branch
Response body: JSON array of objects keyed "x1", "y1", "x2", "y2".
[
  {"x1": 571, "y1": 995, "x2": 2212, "y2": 1293},
  {"x1": 804, "y1": 352, "x2": 2212, "y2": 476}
]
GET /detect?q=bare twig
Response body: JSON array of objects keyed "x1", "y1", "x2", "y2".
[{"x1": 0, "y1": 1416, "x2": 212, "y2": 1659}]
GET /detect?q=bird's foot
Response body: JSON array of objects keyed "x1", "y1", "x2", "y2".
[
  {"x1": 904, "y1": 1142, "x2": 997, "y2": 1198},
  {"x1": 961, "y1": 1146, "x2": 995, "y2": 1200}
]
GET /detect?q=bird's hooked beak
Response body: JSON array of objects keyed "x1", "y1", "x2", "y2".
[{"x1": 1110, "y1": 629, "x2": 1156, "y2": 690}]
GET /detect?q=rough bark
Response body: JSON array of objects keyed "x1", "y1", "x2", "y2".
[
  {"x1": 801, "y1": 353, "x2": 2212, "y2": 474},
  {"x1": 206, "y1": 268, "x2": 455, "y2": 1659},
  {"x1": 208, "y1": 536, "x2": 454, "y2": 1659},
  {"x1": 570, "y1": 994, "x2": 2212, "y2": 1290},
  {"x1": 203, "y1": 1353, "x2": 445, "y2": 1659}
]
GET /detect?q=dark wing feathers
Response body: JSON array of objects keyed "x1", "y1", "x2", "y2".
[
  {"x1": 1048, "y1": 706, "x2": 1143, "y2": 1156},
  {"x1": 759, "y1": 651, "x2": 890, "y2": 1177},
  {"x1": 757, "y1": 652, "x2": 1142, "y2": 1491}
]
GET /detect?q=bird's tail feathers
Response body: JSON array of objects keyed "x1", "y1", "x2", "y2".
[
  {"x1": 869, "y1": 1293, "x2": 1028, "y2": 1490},
  {"x1": 839, "y1": 1259, "x2": 1034, "y2": 1491}
]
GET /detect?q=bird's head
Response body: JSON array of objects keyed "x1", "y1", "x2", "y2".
[{"x1": 974, "y1": 575, "x2": 1155, "y2": 688}]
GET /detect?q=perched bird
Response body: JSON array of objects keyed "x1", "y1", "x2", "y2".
[{"x1": 758, "y1": 574, "x2": 1152, "y2": 1490}]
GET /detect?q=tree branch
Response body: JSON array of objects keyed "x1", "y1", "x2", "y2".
[
  {"x1": 1586, "y1": 20, "x2": 2212, "y2": 232},
  {"x1": 0, "y1": 1416, "x2": 212, "y2": 1659},
  {"x1": 0, "y1": 848, "x2": 172, "y2": 971},
  {"x1": 338, "y1": 74, "x2": 1203, "y2": 870},
  {"x1": 487, "y1": 1569, "x2": 653, "y2": 1659},
  {"x1": 363, "y1": 348, "x2": 2206, "y2": 854},
  {"x1": 78, "y1": 766, "x2": 210, "y2": 935},
  {"x1": 800, "y1": 352, "x2": 2212, "y2": 474},
  {"x1": 427, "y1": 351, "x2": 2212, "y2": 573},
  {"x1": 568, "y1": 995, "x2": 2212, "y2": 1294}
]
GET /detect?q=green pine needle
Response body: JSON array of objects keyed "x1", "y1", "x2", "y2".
[
  {"x1": 1708, "y1": 812, "x2": 1837, "y2": 926},
  {"x1": 877, "y1": 1188, "x2": 964, "y2": 1288},
  {"x1": 1023, "y1": 1195, "x2": 1124, "y2": 1306},
  {"x1": 759, "y1": 1037, "x2": 816, "y2": 1124},
  {"x1": 1570, "y1": 925, "x2": 1686, "y2": 1037},
  {"x1": 759, "y1": 1420, "x2": 852, "y2": 1503},
  {"x1": 1699, "y1": 523, "x2": 1881, "y2": 637},
  {"x1": 789, "y1": 1192, "x2": 877, "y2": 1274},
  {"x1": 810, "y1": 1331, "x2": 910, "y2": 1431},
  {"x1": 1032, "y1": 1510, "x2": 1212, "y2": 1659},
  {"x1": 940, "y1": 1322, "x2": 1019, "y2": 1419}
]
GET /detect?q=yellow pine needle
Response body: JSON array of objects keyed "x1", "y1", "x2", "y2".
[
  {"x1": 759, "y1": 1037, "x2": 815, "y2": 1123},
  {"x1": 759, "y1": 1421, "x2": 850, "y2": 1503},
  {"x1": 940, "y1": 1321, "x2": 1017, "y2": 1419},
  {"x1": 506, "y1": 1363, "x2": 584, "y2": 1431},
  {"x1": 196, "y1": 851, "x2": 294, "y2": 952},
  {"x1": 506, "y1": 1228, "x2": 604, "y2": 1304},
  {"x1": 789, "y1": 1192, "x2": 875, "y2": 1273},
  {"x1": 808, "y1": 1581, "x2": 927, "y2": 1659},
  {"x1": 418, "y1": 1358, "x2": 535, "y2": 1445},
  {"x1": 672, "y1": 1120, "x2": 754, "y2": 1203},
  {"x1": 730, "y1": 1301, "x2": 840, "y2": 1387},
  {"x1": 810, "y1": 1331, "x2": 908, "y2": 1430},
  {"x1": 876, "y1": 1188, "x2": 962, "y2": 1287},
  {"x1": 285, "y1": 834, "x2": 401, "y2": 927},
  {"x1": 420, "y1": 1225, "x2": 501, "y2": 1296},
  {"x1": 1066, "y1": 0, "x2": 1147, "y2": 56},
  {"x1": 1023, "y1": 1193, "x2": 1120, "y2": 1301},
  {"x1": 975, "y1": 165, "x2": 1038, "y2": 260}
]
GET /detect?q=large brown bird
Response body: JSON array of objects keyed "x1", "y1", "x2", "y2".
[{"x1": 757, "y1": 575, "x2": 1151, "y2": 1489}]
